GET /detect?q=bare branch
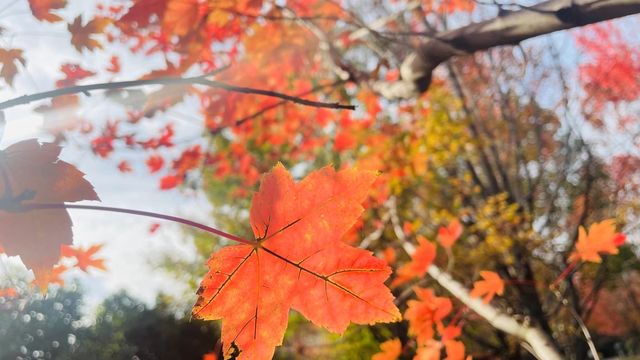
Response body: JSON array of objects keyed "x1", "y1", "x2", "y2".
[
  {"x1": 209, "y1": 80, "x2": 347, "y2": 134},
  {"x1": 373, "y1": 0, "x2": 640, "y2": 99},
  {"x1": 0, "y1": 75, "x2": 355, "y2": 112}
]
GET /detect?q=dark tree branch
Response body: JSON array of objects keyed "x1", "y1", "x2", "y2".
[
  {"x1": 0, "y1": 75, "x2": 355, "y2": 111},
  {"x1": 373, "y1": 0, "x2": 640, "y2": 99},
  {"x1": 209, "y1": 80, "x2": 347, "y2": 135}
]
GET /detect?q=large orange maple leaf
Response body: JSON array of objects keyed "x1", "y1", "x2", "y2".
[{"x1": 192, "y1": 164, "x2": 400, "y2": 359}]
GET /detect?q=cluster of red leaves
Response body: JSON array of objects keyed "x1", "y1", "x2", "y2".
[
  {"x1": 575, "y1": 22, "x2": 640, "y2": 111},
  {"x1": 160, "y1": 144, "x2": 203, "y2": 189},
  {"x1": 1, "y1": 244, "x2": 106, "y2": 294},
  {"x1": 55, "y1": 63, "x2": 95, "y2": 88},
  {"x1": 392, "y1": 219, "x2": 464, "y2": 287},
  {"x1": 404, "y1": 288, "x2": 467, "y2": 360}
]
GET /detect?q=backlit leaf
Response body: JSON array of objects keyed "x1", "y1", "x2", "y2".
[
  {"x1": 0, "y1": 139, "x2": 99, "y2": 278},
  {"x1": 192, "y1": 164, "x2": 400, "y2": 359}
]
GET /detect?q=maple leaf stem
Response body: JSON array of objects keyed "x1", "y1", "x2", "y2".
[
  {"x1": 0, "y1": 75, "x2": 355, "y2": 112},
  {"x1": 550, "y1": 261, "x2": 578, "y2": 289},
  {"x1": 19, "y1": 203, "x2": 254, "y2": 245}
]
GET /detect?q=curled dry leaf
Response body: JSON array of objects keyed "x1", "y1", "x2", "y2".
[{"x1": 192, "y1": 164, "x2": 400, "y2": 359}]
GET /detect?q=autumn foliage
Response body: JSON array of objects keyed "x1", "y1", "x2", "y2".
[{"x1": 0, "y1": 0, "x2": 639, "y2": 359}]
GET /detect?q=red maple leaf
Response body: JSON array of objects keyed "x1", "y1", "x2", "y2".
[
  {"x1": 28, "y1": 0, "x2": 67, "y2": 22},
  {"x1": 437, "y1": 219, "x2": 463, "y2": 248},
  {"x1": 68, "y1": 16, "x2": 111, "y2": 52},
  {"x1": 117, "y1": 160, "x2": 132, "y2": 173},
  {"x1": 470, "y1": 271, "x2": 504, "y2": 303},
  {"x1": 91, "y1": 136, "x2": 114, "y2": 158},
  {"x1": 405, "y1": 287, "x2": 452, "y2": 345},
  {"x1": 202, "y1": 353, "x2": 218, "y2": 360},
  {"x1": 0, "y1": 139, "x2": 99, "y2": 279},
  {"x1": 32, "y1": 264, "x2": 67, "y2": 293},
  {"x1": 569, "y1": 219, "x2": 625, "y2": 263},
  {"x1": 0, "y1": 49, "x2": 26, "y2": 86},
  {"x1": 146, "y1": 154, "x2": 165, "y2": 173},
  {"x1": 55, "y1": 63, "x2": 95, "y2": 88},
  {"x1": 61, "y1": 244, "x2": 107, "y2": 272},
  {"x1": 149, "y1": 222, "x2": 161, "y2": 234},
  {"x1": 192, "y1": 164, "x2": 400, "y2": 359},
  {"x1": 160, "y1": 174, "x2": 180, "y2": 189},
  {"x1": 444, "y1": 340, "x2": 467, "y2": 360},
  {"x1": 119, "y1": 0, "x2": 169, "y2": 28},
  {"x1": 392, "y1": 236, "x2": 436, "y2": 287},
  {"x1": 372, "y1": 338, "x2": 402, "y2": 360},
  {"x1": 106, "y1": 55, "x2": 121, "y2": 73}
]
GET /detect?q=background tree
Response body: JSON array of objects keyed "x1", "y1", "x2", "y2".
[{"x1": 0, "y1": 287, "x2": 219, "y2": 360}]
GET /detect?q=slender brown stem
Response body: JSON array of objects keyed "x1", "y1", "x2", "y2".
[
  {"x1": 0, "y1": 75, "x2": 354, "y2": 111},
  {"x1": 550, "y1": 261, "x2": 578, "y2": 289},
  {"x1": 18, "y1": 203, "x2": 254, "y2": 246}
]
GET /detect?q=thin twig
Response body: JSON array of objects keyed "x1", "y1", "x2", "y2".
[
  {"x1": 0, "y1": 75, "x2": 354, "y2": 111},
  {"x1": 568, "y1": 300, "x2": 601, "y2": 360},
  {"x1": 209, "y1": 80, "x2": 346, "y2": 134},
  {"x1": 17, "y1": 203, "x2": 253, "y2": 246}
]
